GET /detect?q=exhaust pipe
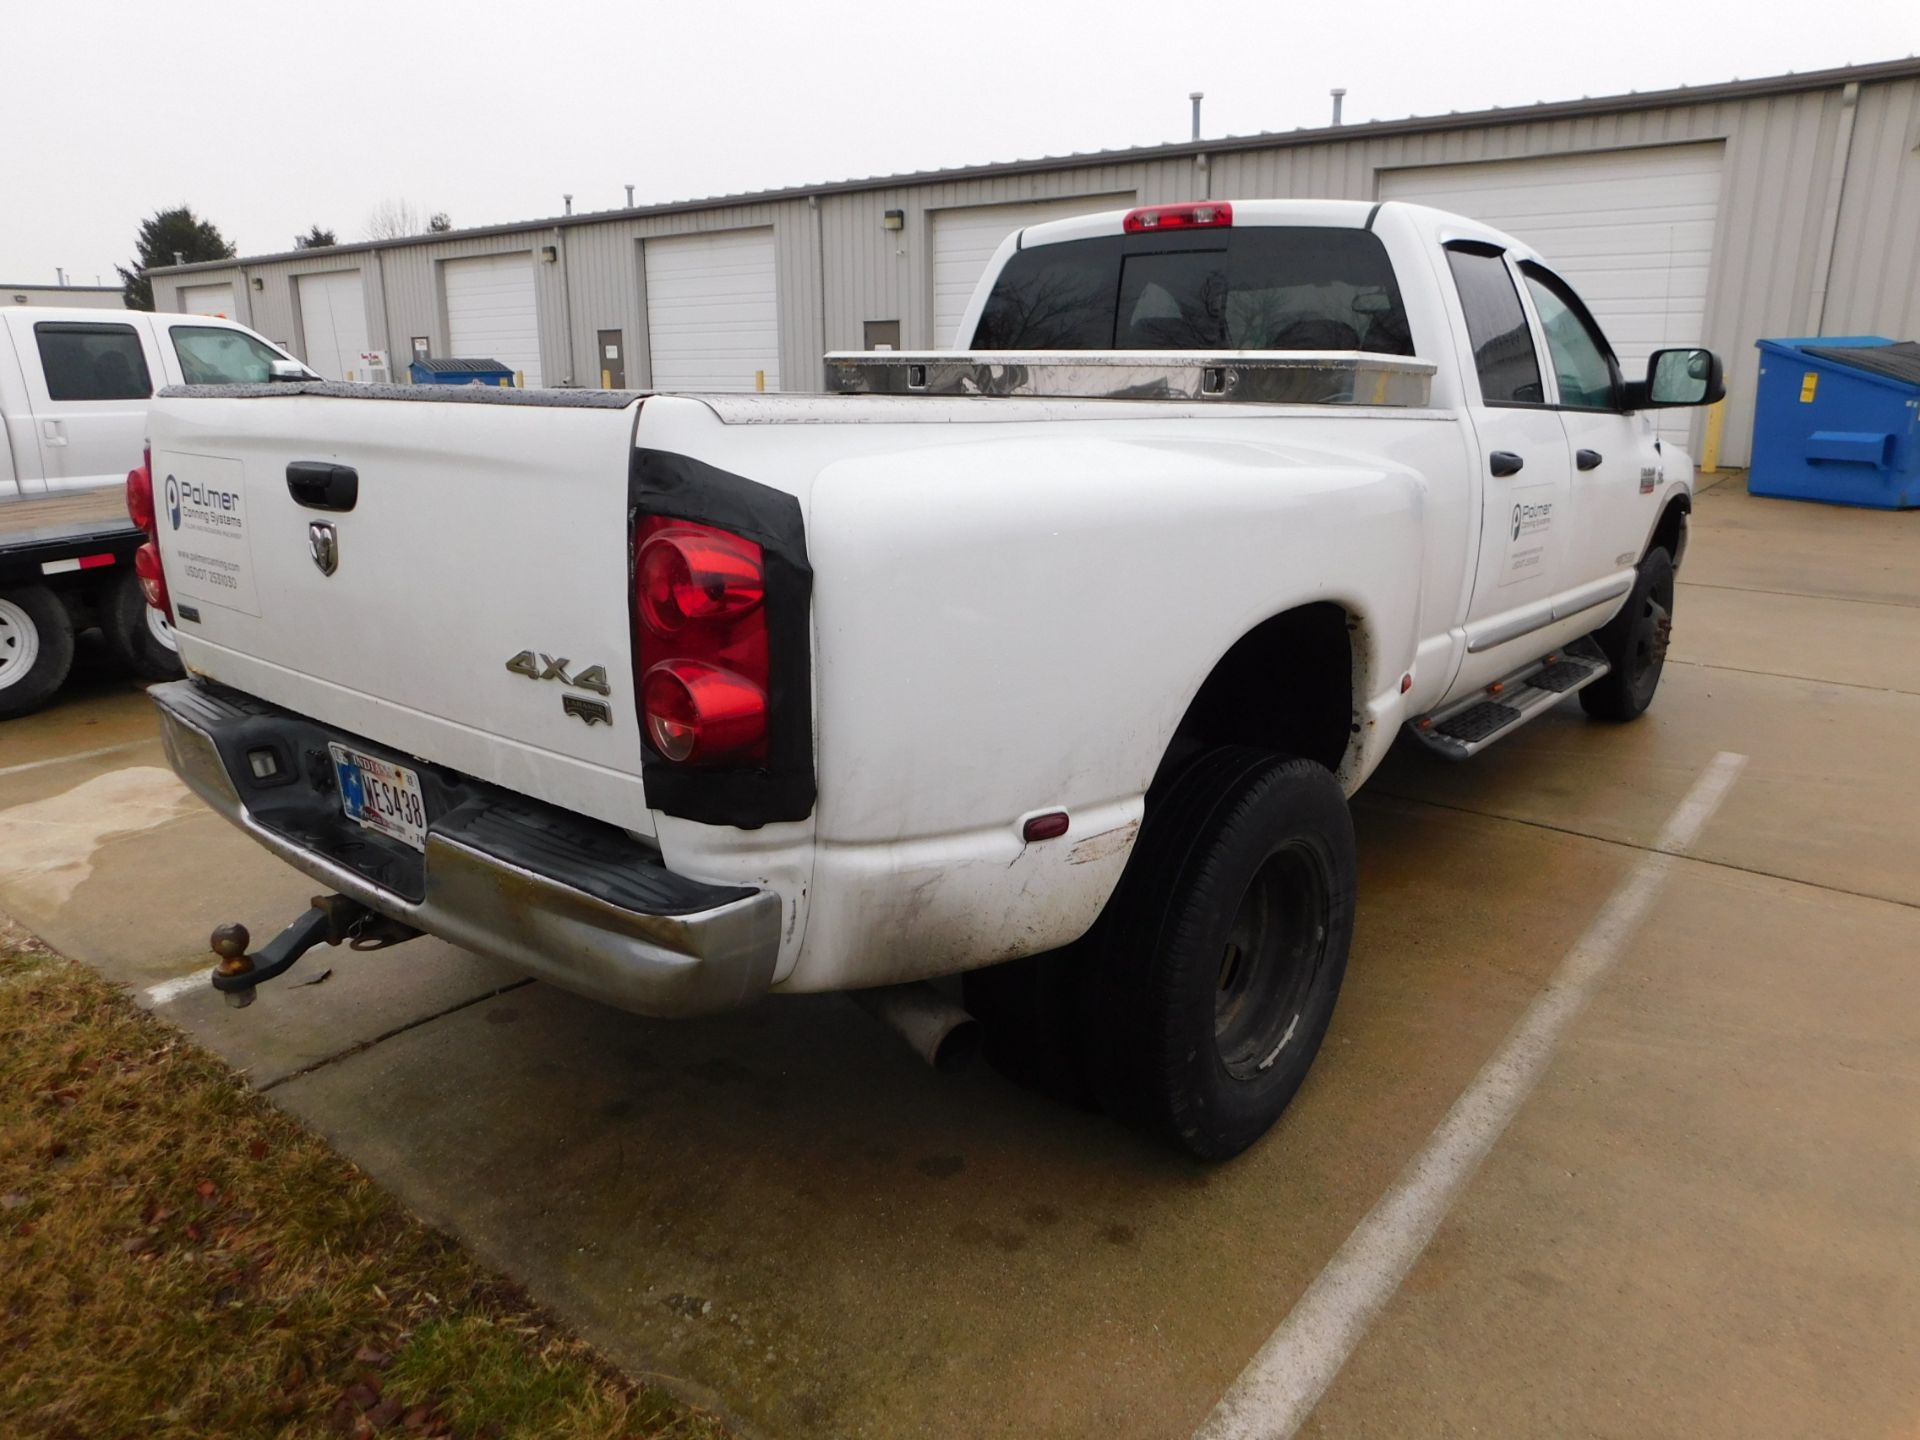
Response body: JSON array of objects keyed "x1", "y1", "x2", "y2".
[{"x1": 852, "y1": 982, "x2": 981, "y2": 1073}]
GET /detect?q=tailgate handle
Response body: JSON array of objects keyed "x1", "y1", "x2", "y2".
[{"x1": 286, "y1": 462, "x2": 358, "y2": 512}]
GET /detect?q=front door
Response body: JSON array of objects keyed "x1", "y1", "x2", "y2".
[
  {"x1": 1518, "y1": 263, "x2": 1664, "y2": 597},
  {"x1": 1441, "y1": 243, "x2": 1574, "y2": 696},
  {"x1": 597, "y1": 329, "x2": 625, "y2": 389}
]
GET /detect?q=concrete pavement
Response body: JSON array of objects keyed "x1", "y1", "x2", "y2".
[{"x1": 2, "y1": 479, "x2": 1915, "y2": 1438}]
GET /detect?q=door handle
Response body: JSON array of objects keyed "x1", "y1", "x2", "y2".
[
  {"x1": 1489, "y1": 451, "x2": 1524, "y2": 477},
  {"x1": 1576, "y1": 448, "x2": 1603, "y2": 471},
  {"x1": 41, "y1": 419, "x2": 67, "y2": 447},
  {"x1": 286, "y1": 462, "x2": 358, "y2": 511}
]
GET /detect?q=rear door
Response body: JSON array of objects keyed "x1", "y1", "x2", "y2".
[
  {"x1": 0, "y1": 314, "x2": 47, "y2": 496},
  {"x1": 9, "y1": 315, "x2": 158, "y2": 494},
  {"x1": 1441, "y1": 243, "x2": 1573, "y2": 680}
]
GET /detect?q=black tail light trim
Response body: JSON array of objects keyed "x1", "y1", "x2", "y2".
[{"x1": 628, "y1": 448, "x2": 815, "y2": 829}]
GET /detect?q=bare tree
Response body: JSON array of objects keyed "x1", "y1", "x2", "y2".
[{"x1": 364, "y1": 198, "x2": 449, "y2": 241}]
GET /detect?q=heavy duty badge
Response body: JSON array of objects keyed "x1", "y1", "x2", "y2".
[{"x1": 504, "y1": 650, "x2": 613, "y2": 723}]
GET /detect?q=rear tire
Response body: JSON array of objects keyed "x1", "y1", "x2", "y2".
[
  {"x1": 0, "y1": 586, "x2": 76, "y2": 720},
  {"x1": 1079, "y1": 747, "x2": 1356, "y2": 1161},
  {"x1": 1581, "y1": 547, "x2": 1674, "y2": 722},
  {"x1": 102, "y1": 570, "x2": 183, "y2": 681}
]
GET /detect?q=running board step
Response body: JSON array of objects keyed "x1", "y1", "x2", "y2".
[{"x1": 1406, "y1": 639, "x2": 1611, "y2": 760}]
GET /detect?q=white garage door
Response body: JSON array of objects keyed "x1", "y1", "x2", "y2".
[
  {"x1": 295, "y1": 270, "x2": 370, "y2": 381},
  {"x1": 445, "y1": 252, "x2": 541, "y2": 387},
  {"x1": 178, "y1": 282, "x2": 236, "y2": 319},
  {"x1": 931, "y1": 193, "x2": 1134, "y2": 346},
  {"x1": 645, "y1": 229, "x2": 780, "y2": 393},
  {"x1": 1380, "y1": 143, "x2": 1723, "y2": 447}
]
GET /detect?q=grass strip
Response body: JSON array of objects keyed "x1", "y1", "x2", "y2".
[{"x1": 0, "y1": 938, "x2": 729, "y2": 1440}]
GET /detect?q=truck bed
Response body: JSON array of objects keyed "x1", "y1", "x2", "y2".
[
  {"x1": 0, "y1": 487, "x2": 136, "y2": 542},
  {"x1": 0, "y1": 488, "x2": 141, "y2": 585}
]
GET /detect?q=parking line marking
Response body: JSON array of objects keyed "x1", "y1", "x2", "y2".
[
  {"x1": 1195, "y1": 750, "x2": 1747, "y2": 1440},
  {"x1": 143, "y1": 971, "x2": 209, "y2": 1006},
  {"x1": 0, "y1": 740, "x2": 154, "y2": 781}
]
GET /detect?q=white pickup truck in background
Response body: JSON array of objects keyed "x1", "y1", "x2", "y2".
[
  {"x1": 143, "y1": 199, "x2": 1721, "y2": 1159},
  {"x1": 0, "y1": 307, "x2": 314, "y2": 715}
]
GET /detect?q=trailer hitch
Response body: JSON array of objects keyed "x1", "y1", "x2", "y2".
[{"x1": 209, "y1": 895, "x2": 421, "y2": 1007}]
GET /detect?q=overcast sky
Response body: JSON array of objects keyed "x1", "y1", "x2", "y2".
[{"x1": 5, "y1": 0, "x2": 1915, "y2": 285}]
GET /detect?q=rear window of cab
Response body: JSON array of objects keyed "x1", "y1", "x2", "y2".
[{"x1": 971, "y1": 226, "x2": 1414, "y2": 354}]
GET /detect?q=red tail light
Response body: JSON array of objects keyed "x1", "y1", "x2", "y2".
[
  {"x1": 134, "y1": 542, "x2": 169, "y2": 613},
  {"x1": 634, "y1": 516, "x2": 769, "y2": 765},
  {"x1": 126, "y1": 447, "x2": 173, "y2": 622},
  {"x1": 126, "y1": 448, "x2": 155, "y2": 532},
  {"x1": 1123, "y1": 201, "x2": 1234, "y2": 233},
  {"x1": 638, "y1": 525, "x2": 765, "y2": 634}
]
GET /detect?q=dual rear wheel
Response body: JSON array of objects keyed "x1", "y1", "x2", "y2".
[
  {"x1": 966, "y1": 547, "x2": 1676, "y2": 1160},
  {"x1": 966, "y1": 747, "x2": 1356, "y2": 1162},
  {"x1": 0, "y1": 573, "x2": 181, "y2": 721}
]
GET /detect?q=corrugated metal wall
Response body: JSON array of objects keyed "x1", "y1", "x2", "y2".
[
  {"x1": 814, "y1": 159, "x2": 1196, "y2": 350},
  {"x1": 1208, "y1": 86, "x2": 1861, "y2": 463},
  {"x1": 152, "y1": 72, "x2": 1920, "y2": 465},
  {"x1": 1825, "y1": 77, "x2": 1920, "y2": 342}
]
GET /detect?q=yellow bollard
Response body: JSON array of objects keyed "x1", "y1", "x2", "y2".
[
  {"x1": 756, "y1": 369, "x2": 766, "y2": 393},
  {"x1": 1699, "y1": 398, "x2": 1727, "y2": 473},
  {"x1": 601, "y1": 368, "x2": 611, "y2": 389}
]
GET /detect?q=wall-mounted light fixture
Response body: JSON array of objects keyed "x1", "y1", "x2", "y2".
[
  {"x1": 250, "y1": 276, "x2": 264, "y2": 290},
  {"x1": 882, "y1": 209, "x2": 905, "y2": 231},
  {"x1": 540, "y1": 245, "x2": 558, "y2": 264}
]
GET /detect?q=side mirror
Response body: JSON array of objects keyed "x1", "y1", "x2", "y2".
[
  {"x1": 268, "y1": 358, "x2": 315, "y2": 382},
  {"x1": 1626, "y1": 347, "x2": 1724, "y2": 409}
]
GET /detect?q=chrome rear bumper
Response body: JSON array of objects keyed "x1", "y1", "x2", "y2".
[{"x1": 151, "y1": 680, "x2": 781, "y2": 1017}]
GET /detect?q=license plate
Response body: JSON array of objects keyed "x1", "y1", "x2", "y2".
[{"x1": 328, "y1": 743, "x2": 428, "y2": 852}]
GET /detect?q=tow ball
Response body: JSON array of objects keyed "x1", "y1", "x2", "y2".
[{"x1": 210, "y1": 895, "x2": 421, "y2": 1008}]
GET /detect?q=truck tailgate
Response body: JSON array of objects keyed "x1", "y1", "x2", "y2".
[{"x1": 147, "y1": 388, "x2": 654, "y2": 836}]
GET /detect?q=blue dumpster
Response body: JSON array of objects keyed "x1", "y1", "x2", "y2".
[
  {"x1": 1750, "y1": 336, "x2": 1920, "y2": 508},
  {"x1": 408, "y1": 356, "x2": 515, "y2": 386}
]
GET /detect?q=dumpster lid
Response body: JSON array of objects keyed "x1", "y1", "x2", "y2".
[
  {"x1": 1802, "y1": 341, "x2": 1920, "y2": 388},
  {"x1": 411, "y1": 356, "x2": 512, "y2": 375}
]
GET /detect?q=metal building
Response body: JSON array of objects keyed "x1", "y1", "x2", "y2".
[
  {"x1": 7, "y1": 283, "x2": 125, "y2": 309},
  {"x1": 150, "y1": 58, "x2": 1920, "y2": 466}
]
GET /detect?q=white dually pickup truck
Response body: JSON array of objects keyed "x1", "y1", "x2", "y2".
[{"x1": 142, "y1": 199, "x2": 1720, "y2": 1159}]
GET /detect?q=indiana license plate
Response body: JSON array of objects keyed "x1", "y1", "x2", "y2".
[{"x1": 328, "y1": 742, "x2": 428, "y2": 852}]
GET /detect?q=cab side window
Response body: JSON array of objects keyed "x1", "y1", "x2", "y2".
[
  {"x1": 34, "y1": 323, "x2": 153, "y2": 401},
  {"x1": 1443, "y1": 246, "x2": 1542, "y2": 405},
  {"x1": 1521, "y1": 267, "x2": 1619, "y2": 410},
  {"x1": 171, "y1": 325, "x2": 281, "y2": 384}
]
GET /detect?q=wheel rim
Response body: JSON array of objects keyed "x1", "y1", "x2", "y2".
[
  {"x1": 1214, "y1": 840, "x2": 1332, "y2": 1081},
  {"x1": 0, "y1": 596, "x2": 40, "y2": 692},
  {"x1": 145, "y1": 603, "x2": 177, "y2": 653},
  {"x1": 1630, "y1": 580, "x2": 1674, "y2": 698}
]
